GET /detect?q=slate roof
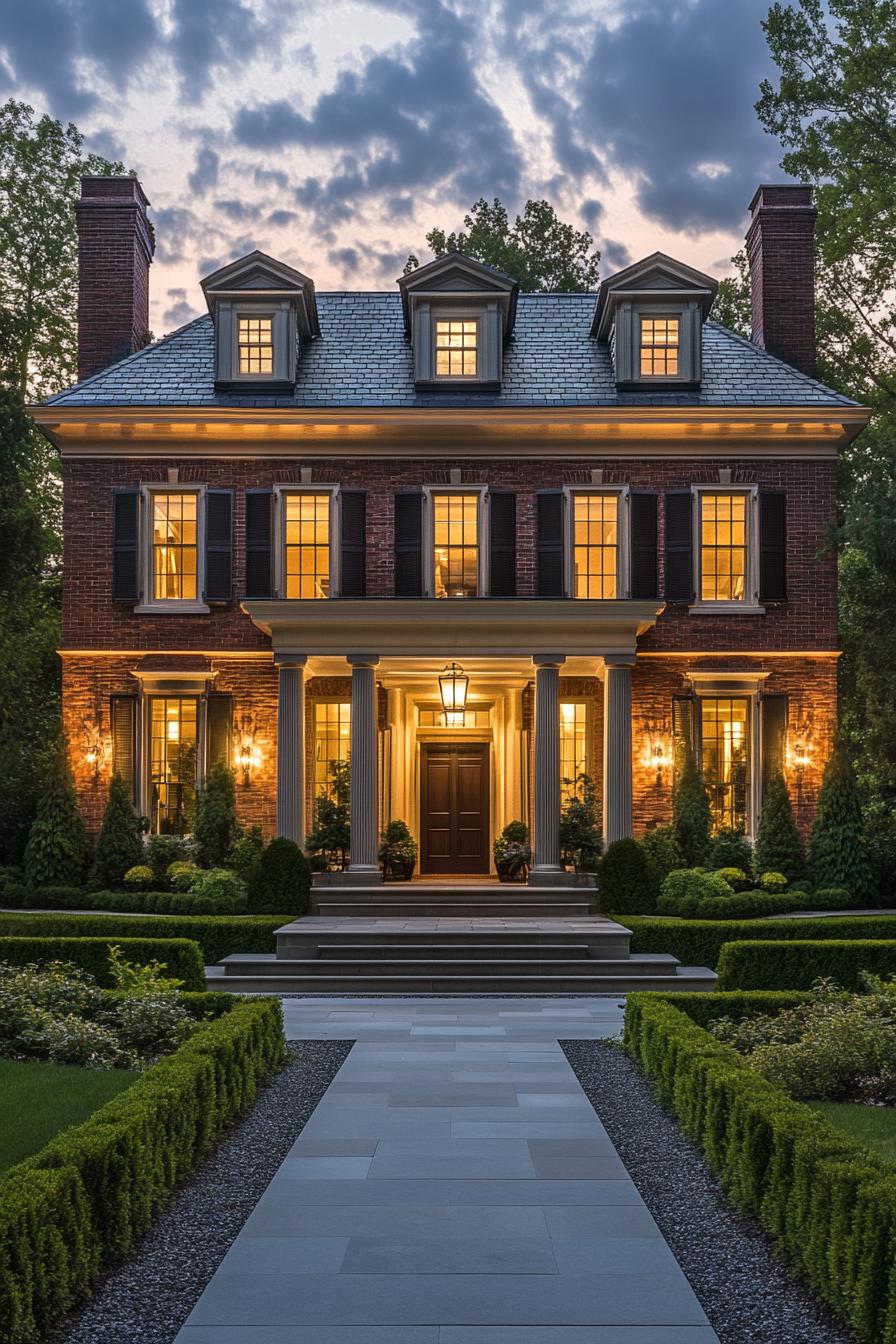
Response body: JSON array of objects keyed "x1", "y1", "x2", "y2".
[{"x1": 45, "y1": 292, "x2": 857, "y2": 410}]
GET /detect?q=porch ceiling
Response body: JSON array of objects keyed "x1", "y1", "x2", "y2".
[{"x1": 242, "y1": 597, "x2": 664, "y2": 660}]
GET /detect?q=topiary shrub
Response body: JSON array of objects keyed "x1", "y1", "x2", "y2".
[
  {"x1": 753, "y1": 771, "x2": 805, "y2": 882},
  {"x1": 707, "y1": 827, "x2": 753, "y2": 873},
  {"x1": 30, "y1": 885, "x2": 84, "y2": 909},
  {"x1": 145, "y1": 834, "x2": 197, "y2": 884},
  {"x1": 813, "y1": 887, "x2": 852, "y2": 909},
  {"x1": 639, "y1": 826, "x2": 683, "y2": 899},
  {"x1": 23, "y1": 754, "x2": 88, "y2": 889},
  {"x1": 811, "y1": 744, "x2": 874, "y2": 901},
  {"x1": 672, "y1": 740, "x2": 711, "y2": 867},
  {"x1": 91, "y1": 774, "x2": 144, "y2": 888},
  {"x1": 123, "y1": 865, "x2": 154, "y2": 890},
  {"x1": 599, "y1": 838, "x2": 653, "y2": 913},
  {"x1": 194, "y1": 762, "x2": 241, "y2": 869},
  {"x1": 715, "y1": 866, "x2": 750, "y2": 892},
  {"x1": 168, "y1": 860, "x2": 200, "y2": 892},
  {"x1": 758, "y1": 870, "x2": 788, "y2": 893},
  {"x1": 247, "y1": 837, "x2": 311, "y2": 915},
  {"x1": 658, "y1": 867, "x2": 735, "y2": 916},
  {"x1": 188, "y1": 867, "x2": 247, "y2": 910}
]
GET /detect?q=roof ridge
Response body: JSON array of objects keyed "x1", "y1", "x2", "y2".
[
  {"x1": 43, "y1": 314, "x2": 211, "y2": 405},
  {"x1": 705, "y1": 319, "x2": 858, "y2": 406}
]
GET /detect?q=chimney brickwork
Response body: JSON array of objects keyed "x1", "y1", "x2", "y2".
[
  {"x1": 745, "y1": 183, "x2": 817, "y2": 378},
  {"x1": 76, "y1": 176, "x2": 154, "y2": 383}
]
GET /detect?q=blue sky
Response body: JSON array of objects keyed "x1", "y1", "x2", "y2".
[{"x1": 0, "y1": 0, "x2": 785, "y2": 333}]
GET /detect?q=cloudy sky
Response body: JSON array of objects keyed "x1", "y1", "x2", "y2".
[{"x1": 1, "y1": 0, "x2": 786, "y2": 335}]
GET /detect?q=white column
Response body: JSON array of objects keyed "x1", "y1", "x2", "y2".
[
  {"x1": 531, "y1": 654, "x2": 566, "y2": 875},
  {"x1": 347, "y1": 654, "x2": 380, "y2": 877},
  {"x1": 276, "y1": 656, "x2": 306, "y2": 845},
  {"x1": 603, "y1": 655, "x2": 634, "y2": 844}
]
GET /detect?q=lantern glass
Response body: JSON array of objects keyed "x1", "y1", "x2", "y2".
[
  {"x1": 443, "y1": 709, "x2": 466, "y2": 728},
  {"x1": 438, "y1": 662, "x2": 469, "y2": 714}
]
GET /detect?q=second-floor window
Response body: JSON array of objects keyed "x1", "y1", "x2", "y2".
[
  {"x1": 699, "y1": 491, "x2": 749, "y2": 603},
  {"x1": 572, "y1": 493, "x2": 619, "y2": 599},
  {"x1": 434, "y1": 319, "x2": 478, "y2": 378},
  {"x1": 640, "y1": 316, "x2": 679, "y2": 377},
  {"x1": 238, "y1": 316, "x2": 274, "y2": 375},
  {"x1": 283, "y1": 492, "x2": 331, "y2": 599},
  {"x1": 433, "y1": 492, "x2": 479, "y2": 597},
  {"x1": 152, "y1": 491, "x2": 199, "y2": 601}
]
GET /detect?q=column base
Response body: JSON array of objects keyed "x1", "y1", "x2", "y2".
[
  {"x1": 527, "y1": 868, "x2": 597, "y2": 889},
  {"x1": 313, "y1": 868, "x2": 384, "y2": 888}
]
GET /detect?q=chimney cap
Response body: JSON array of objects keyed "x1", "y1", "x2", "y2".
[
  {"x1": 79, "y1": 175, "x2": 151, "y2": 210},
  {"x1": 748, "y1": 182, "x2": 814, "y2": 215}
]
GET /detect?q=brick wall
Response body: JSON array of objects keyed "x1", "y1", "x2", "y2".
[
  {"x1": 76, "y1": 178, "x2": 154, "y2": 382},
  {"x1": 746, "y1": 184, "x2": 817, "y2": 378}
]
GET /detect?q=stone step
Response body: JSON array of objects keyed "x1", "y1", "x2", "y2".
[
  {"x1": 275, "y1": 918, "x2": 632, "y2": 961},
  {"x1": 316, "y1": 942, "x2": 592, "y2": 960},
  {"x1": 314, "y1": 900, "x2": 595, "y2": 917},
  {"x1": 205, "y1": 965, "x2": 718, "y2": 995},
  {"x1": 221, "y1": 954, "x2": 679, "y2": 978}
]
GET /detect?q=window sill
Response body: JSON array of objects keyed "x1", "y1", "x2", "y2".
[
  {"x1": 688, "y1": 602, "x2": 766, "y2": 616},
  {"x1": 133, "y1": 602, "x2": 211, "y2": 615}
]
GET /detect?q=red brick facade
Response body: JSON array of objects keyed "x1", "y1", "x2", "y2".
[
  {"x1": 76, "y1": 178, "x2": 154, "y2": 382},
  {"x1": 746, "y1": 184, "x2": 817, "y2": 378}
]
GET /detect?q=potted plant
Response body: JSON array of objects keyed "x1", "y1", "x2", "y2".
[
  {"x1": 493, "y1": 820, "x2": 532, "y2": 882},
  {"x1": 559, "y1": 774, "x2": 602, "y2": 876},
  {"x1": 305, "y1": 760, "x2": 350, "y2": 874},
  {"x1": 378, "y1": 820, "x2": 418, "y2": 880}
]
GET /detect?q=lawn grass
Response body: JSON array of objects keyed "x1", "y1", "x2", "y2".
[
  {"x1": 809, "y1": 1100, "x2": 896, "y2": 1163},
  {"x1": 0, "y1": 1057, "x2": 137, "y2": 1173}
]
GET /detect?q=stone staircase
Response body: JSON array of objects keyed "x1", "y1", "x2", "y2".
[{"x1": 206, "y1": 884, "x2": 717, "y2": 994}]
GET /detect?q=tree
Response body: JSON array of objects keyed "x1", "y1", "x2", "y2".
[
  {"x1": 558, "y1": 774, "x2": 602, "y2": 872},
  {"x1": 810, "y1": 743, "x2": 874, "y2": 899},
  {"x1": 672, "y1": 740, "x2": 712, "y2": 867},
  {"x1": 599, "y1": 837, "x2": 653, "y2": 914},
  {"x1": 247, "y1": 837, "x2": 311, "y2": 915},
  {"x1": 305, "y1": 759, "x2": 351, "y2": 869},
  {"x1": 753, "y1": 772, "x2": 806, "y2": 881},
  {"x1": 406, "y1": 197, "x2": 600, "y2": 292},
  {"x1": 194, "y1": 762, "x2": 241, "y2": 868},
  {"x1": 22, "y1": 750, "x2": 87, "y2": 887},
  {"x1": 92, "y1": 773, "x2": 144, "y2": 886},
  {"x1": 712, "y1": 251, "x2": 752, "y2": 337}
]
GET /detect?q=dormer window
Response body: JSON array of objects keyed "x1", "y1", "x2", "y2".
[
  {"x1": 640, "y1": 316, "x2": 679, "y2": 377},
  {"x1": 238, "y1": 316, "x2": 274, "y2": 375},
  {"x1": 435, "y1": 319, "x2": 478, "y2": 378}
]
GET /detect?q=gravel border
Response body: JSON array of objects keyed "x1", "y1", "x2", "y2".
[
  {"x1": 50, "y1": 1039, "x2": 352, "y2": 1344},
  {"x1": 562, "y1": 1039, "x2": 855, "y2": 1344}
]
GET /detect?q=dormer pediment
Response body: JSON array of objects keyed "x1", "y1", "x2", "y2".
[
  {"x1": 591, "y1": 252, "x2": 717, "y2": 339},
  {"x1": 398, "y1": 252, "x2": 519, "y2": 339}
]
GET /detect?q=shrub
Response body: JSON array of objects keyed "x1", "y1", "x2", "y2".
[
  {"x1": 194, "y1": 762, "x2": 241, "y2": 869},
  {"x1": 559, "y1": 775, "x2": 602, "y2": 872},
  {"x1": 758, "y1": 870, "x2": 788, "y2": 893},
  {"x1": 0, "y1": 881, "x2": 27, "y2": 908},
  {"x1": 145, "y1": 834, "x2": 197, "y2": 884},
  {"x1": 227, "y1": 825, "x2": 264, "y2": 882},
  {"x1": 658, "y1": 867, "x2": 734, "y2": 915},
  {"x1": 0, "y1": 912, "x2": 284, "y2": 963},
  {"x1": 379, "y1": 820, "x2": 419, "y2": 878},
  {"x1": 716, "y1": 939, "x2": 896, "y2": 992},
  {"x1": 124, "y1": 865, "x2": 154, "y2": 890},
  {"x1": 247, "y1": 837, "x2": 311, "y2": 916},
  {"x1": 22, "y1": 755, "x2": 88, "y2": 889},
  {"x1": 621, "y1": 914, "x2": 896, "y2": 970},
  {"x1": 714, "y1": 866, "x2": 750, "y2": 891},
  {"x1": 753, "y1": 771, "x2": 805, "y2": 882},
  {"x1": 639, "y1": 826, "x2": 682, "y2": 899},
  {"x1": 188, "y1": 867, "x2": 247, "y2": 910},
  {"x1": 672, "y1": 739, "x2": 711, "y2": 866},
  {"x1": 707, "y1": 827, "x2": 753, "y2": 873},
  {"x1": 599, "y1": 838, "x2": 653, "y2": 913},
  {"x1": 814, "y1": 887, "x2": 852, "y2": 908},
  {"x1": 811, "y1": 743, "x2": 874, "y2": 901},
  {"x1": 492, "y1": 821, "x2": 532, "y2": 879},
  {"x1": 92, "y1": 774, "x2": 144, "y2": 888},
  {"x1": 0, "y1": 936, "x2": 205, "y2": 990},
  {"x1": 31, "y1": 885, "x2": 84, "y2": 909},
  {"x1": 168, "y1": 860, "x2": 200, "y2": 892},
  {"x1": 305, "y1": 760, "x2": 350, "y2": 870}
]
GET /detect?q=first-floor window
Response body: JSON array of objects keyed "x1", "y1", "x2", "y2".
[
  {"x1": 284, "y1": 492, "x2": 331, "y2": 598},
  {"x1": 433, "y1": 492, "x2": 479, "y2": 598},
  {"x1": 560, "y1": 702, "x2": 587, "y2": 801},
  {"x1": 149, "y1": 697, "x2": 198, "y2": 834},
  {"x1": 700, "y1": 697, "x2": 750, "y2": 832},
  {"x1": 314, "y1": 702, "x2": 350, "y2": 796},
  {"x1": 572, "y1": 493, "x2": 618, "y2": 598},
  {"x1": 152, "y1": 491, "x2": 199, "y2": 601}
]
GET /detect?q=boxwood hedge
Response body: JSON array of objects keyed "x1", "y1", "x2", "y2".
[
  {"x1": 716, "y1": 938, "x2": 896, "y2": 991},
  {"x1": 0, "y1": 913, "x2": 284, "y2": 963},
  {"x1": 0, "y1": 936, "x2": 206, "y2": 992},
  {"x1": 623, "y1": 914, "x2": 896, "y2": 969},
  {"x1": 624, "y1": 991, "x2": 896, "y2": 1343},
  {"x1": 0, "y1": 995, "x2": 284, "y2": 1344}
]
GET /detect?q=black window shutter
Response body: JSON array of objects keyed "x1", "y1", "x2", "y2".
[
  {"x1": 537, "y1": 491, "x2": 565, "y2": 596},
  {"x1": 672, "y1": 694, "x2": 698, "y2": 785},
  {"x1": 206, "y1": 694, "x2": 233, "y2": 771},
  {"x1": 664, "y1": 491, "x2": 694, "y2": 603},
  {"x1": 244, "y1": 490, "x2": 273, "y2": 598},
  {"x1": 759, "y1": 491, "x2": 787, "y2": 602},
  {"x1": 630, "y1": 492, "x2": 658, "y2": 599},
  {"x1": 394, "y1": 491, "x2": 423, "y2": 596},
  {"x1": 112, "y1": 489, "x2": 140, "y2": 602},
  {"x1": 340, "y1": 491, "x2": 366, "y2": 597},
  {"x1": 205, "y1": 489, "x2": 233, "y2": 602},
  {"x1": 489, "y1": 492, "x2": 516, "y2": 597},
  {"x1": 110, "y1": 695, "x2": 137, "y2": 802},
  {"x1": 761, "y1": 694, "x2": 788, "y2": 797}
]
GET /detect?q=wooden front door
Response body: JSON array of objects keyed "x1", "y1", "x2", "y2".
[{"x1": 420, "y1": 744, "x2": 489, "y2": 875}]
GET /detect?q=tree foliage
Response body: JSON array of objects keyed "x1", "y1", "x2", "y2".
[
  {"x1": 753, "y1": 772, "x2": 806, "y2": 882},
  {"x1": 22, "y1": 750, "x2": 88, "y2": 888},
  {"x1": 810, "y1": 743, "x2": 874, "y2": 899},
  {"x1": 195, "y1": 762, "x2": 241, "y2": 869},
  {"x1": 92, "y1": 774, "x2": 144, "y2": 887},
  {"x1": 672, "y1": 741, "x2": 712, "y2": 867},
  {"x1": 712, "y1": 250, "x2": 752, "y2": 337}
]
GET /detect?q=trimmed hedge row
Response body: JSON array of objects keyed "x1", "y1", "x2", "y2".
[
  {"x1": 0, "y1": 936, "x2": 206, "y2": 992},
  {"x1": 0, "y1": 913, "x2": 284, "y2": 963},
  {"x1": 623, "y1": 992, "x2": 896, "y2": 1343},
  {"x1": 3, "y1": 886, "x2": 252, "y2": 916},
  {"x1": 623, "y1": 914, "x2": 896, "y2": 970},
  {"x1": 716, "y1": 939, "x2": 896, "y2": 991},
  {"x1": 0, "y1": 996, "x2": 284, "y2": 1344},
  {"x1": 654, "y1": 886, "x2": 853, "y2": 920}
]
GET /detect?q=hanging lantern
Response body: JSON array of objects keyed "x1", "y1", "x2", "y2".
[{"x1": 439, "y1": 661, "x2": 469, "y2": 726}]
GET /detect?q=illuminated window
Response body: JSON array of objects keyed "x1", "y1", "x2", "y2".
[
  {"x1": 284, "y1": 493, "x2": 331, "y2": 599},
  {"x1": 152, "y1": 492, "x2": 198, "y2": 601},
  {"x1": 572, "y1": 493, "x2": 618, "y2": 599},
  {"x1": 640, "y1": 316, "x2": 679, "y2": 377},
  {"x1": 149, "y1": 698, "x2": 198, "y2": 835},
  {"x1": 238, "y1": 316, "x2": 273, "y2": 375},
  {"x1": 435, "y1": 319, "x2": 478, "y2": 377},
  {"x1": 314, "y1": 702, "x2": 350, "y2": 796},
  {"x1": 433, "y1": 493, "x2": 479, "y2": 598},
  {"x1": 417, "y1": 706, "x2": 491, "y2": 728},
  {"x1": 560, "y1": 702, "x2": 587, "y2": 802},
  {"x1": 700, "y1": 492, "x2": 748, "y2": 602},
  {"x1": 700, "y1": 697, "x2": 750, "y2": 832}
]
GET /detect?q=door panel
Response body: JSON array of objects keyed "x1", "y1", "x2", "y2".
[{"x1": 421, "y1": 744, "x2": 489, "y2": 875}]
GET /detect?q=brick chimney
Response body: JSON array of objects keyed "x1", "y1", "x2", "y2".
[
  {"x1": 745, "y1": 183, "x2": 817, "y2": 378},
  {"x1": 76, "y1": 176, "x2": 155, "y2": 382}
]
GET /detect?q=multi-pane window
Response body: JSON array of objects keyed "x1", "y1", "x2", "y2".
[
  {"x1": 433, "y1": 493, "x2": 479, "y2": 598},
  {"x1": 238, "y1": 316, "x2": 273, "y2": 375},
  {"x1": 284, "y1": 493, "x2": 330, "y2": 599},
  {"x1": 152, "y1": 492, "x2": 198, "y2": 601},
  {"x1": 560, "y1": 702, "x2": 587, "y2": 802},
  {"x1": 572, "y1": 493, "x2": 618, "y2": 599},
  {"x1": 313, "y1": 702, "x2": 350, "y2": 797},
  {"x1": 434, "y1": 319, "x2": 478, "y2": 377},
  {"x1": 700, "y1": 492, "x2": 748, "y2": 602},
  {"x1": 640, "y1": 316, "x2": 679, "y2": 376},
  {"x1": 149, "y1": 697, "x2": 198, "y2": 835},
  {"x1": 417, "y1": 706, "x2": 491, "y2": 728},
  {"x1": 701, "y1": 697, "x2": 750, "y2": 832}
]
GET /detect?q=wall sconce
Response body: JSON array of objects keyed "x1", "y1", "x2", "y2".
[
  {"x1": 642, "y1": 722, "x2": 671, "y2": 788},
  {"x1": 439, "y1": 661, "x2": 469, "y2": 728},
  {"x1": 233, "y1": 715, "x2": 262, "y2": 786},
  {"x1": 81, "y1": 718, "x2": 111, "y2": 781},
  {"x1": 787, "y1": 731, "x2": 813, "y2": 778}
]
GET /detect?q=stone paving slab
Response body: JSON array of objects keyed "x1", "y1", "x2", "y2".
[{"x1": 175, "y1": 998, "x2": 718, "y2": 1342}]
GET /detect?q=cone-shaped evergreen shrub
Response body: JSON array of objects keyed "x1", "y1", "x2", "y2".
[
  {"x1": 639, "y1": 825, "x2": 683, "y2": 899},
  {"x1": 599, "y1": 837, "x2": 653, "y2": 913},
  {"x1": 810, "y1": 745, "x2": 873, "y2": 900},
  {"x1": 92, "y1": 773, "x2": 144, "y2": 886},
  {"x1": 707, "y1": 827, "x2": 753, "y2": 873},
  {"x1": 195, "y1": 762, "x2": 241, "y2": 868},
  {"x1": 23, "y1": 753, "x2": 88, "y2": 888},
  {"x1": 247, "y1": 836, "x2": 311, "y2": 915},
  {"x1": 672, "y1": 740, "x2": 711, "y2": 867},
  {"x1": 753, "y1": 772, "x2": 805, "y2": 882}
]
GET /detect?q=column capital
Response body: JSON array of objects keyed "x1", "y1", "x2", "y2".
[
  {"x1": 603, "y1": 653, "x2": 637, "y2": 669},
  {"x1": 347, "y1": 653, "x2": 380, "y2": 669},
  {"x1": 274, "y1": 652, "x2": 308, "y2": 668},
  {"x1": 532, "y1": 653, "x2": 566, "y2": 669}
]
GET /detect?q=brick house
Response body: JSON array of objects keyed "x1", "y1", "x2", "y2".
[{"x1": 34, "y1": 176, "x2": 868, "y2": 885}]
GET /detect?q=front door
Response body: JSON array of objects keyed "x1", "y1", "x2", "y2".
[{"x1": 420, "y1": 744, "x2": 489, "y2": 875}]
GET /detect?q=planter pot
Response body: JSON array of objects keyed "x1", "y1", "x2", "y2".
[
  {"x1": 497, "y1": 867, "x2": 528, "y2": 883},
  {"x1": 383, "y1": 857, "x2": 416, "y2": 882}
]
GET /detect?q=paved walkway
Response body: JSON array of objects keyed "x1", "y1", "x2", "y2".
[{"x1": 175, "y1": 998, "x2": 719, "y2": 1343}]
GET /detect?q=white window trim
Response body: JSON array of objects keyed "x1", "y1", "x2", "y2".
[
  {"x1": 135, "y1": 483, "x2": 209, "y2": 614},
  {"x1": 273, "y1": 484, "x2": 341, "y2": 600},
  {"x1": 133, "y1": 675, "x2": 211, "y2": 825},
  {"x1": 430, "y1": 308, "x2": 484, "y2": 384},
  {"x1": 231, "y1": 307, "x2": 277, "y2": 383},
  {"x1": 686, "y1": 671, "x2": 771, "y2": 838},
  {"x1": 690, "y1": 484, "x2": 765, "y2": 615},
  {"x1": 563, "y1": 485, "x2": 630, "y2": 600},
  {"x1": 422, "y1": 485, "x2": 489, "y2": 598}
]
